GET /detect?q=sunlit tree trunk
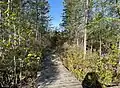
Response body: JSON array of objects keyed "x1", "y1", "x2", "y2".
[
  {"x1": 77, "y1": 38, "x2": 79, "y2": 46},
  {"x1": 75, "y1": 29, "x2": 79, "y2": 46},
  {"x1": 19, "y1": 0, "x2": 22, "y2": 84},
  {"x1": 90, "y1": 45, "x2": 93, "y2": 53},
  {"x1": 13, "y1": 24, "x2": 17, "y2": 84},
  {"x1": 36, "y1": 0, "x2": 38, "y2": 41},
  {"x1": 84, "y1": 0, "x2": 89, "y2": 59},
  {"x1": 11, "y1": 0, "x2": 17, "y2": 83}
]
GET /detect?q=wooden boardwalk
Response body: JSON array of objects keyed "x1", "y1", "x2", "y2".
[
  {"x1": 36, "y1": 52, "x2": 120, "y2": 88},
  {"x1": 36, "y1": 53, "x2": 82, "y2": 88}
]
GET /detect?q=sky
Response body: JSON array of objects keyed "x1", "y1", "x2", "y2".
[{"x1": 49, "y1": 0, "x2": 64, "y2": 27}]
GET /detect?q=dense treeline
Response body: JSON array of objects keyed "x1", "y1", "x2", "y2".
[
  {"x1": 61, "y1": 0, "x2": 120, "y2": 87},
  {"x1": 0, "y1": 0, "x2": 51, "y2": 87}
]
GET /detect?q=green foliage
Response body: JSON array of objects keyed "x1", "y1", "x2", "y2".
[
  {"x1": 0, "y1": 0, "x2": 50, "y2": 87},
  {"x1": 61, "y1": 45, "x2": 120, "y2": 86},
  {"x1": 24, "y1": 53, "x2": 41, "y2": 71},
  {"x1": 62, "y1": 1, "x2": 120, "y2": 86}
]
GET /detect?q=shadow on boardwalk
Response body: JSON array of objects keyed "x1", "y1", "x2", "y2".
[{"x1": 36, "y1": 50, "x2": 60, "y2": 88}]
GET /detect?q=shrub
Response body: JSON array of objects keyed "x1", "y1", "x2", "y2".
[{"x1": 60, "y1": 45, "x2": 120, "y2": 86}]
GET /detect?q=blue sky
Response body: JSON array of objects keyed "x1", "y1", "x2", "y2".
[{"x1": 49, "y1": 0, "x2": 64, "y2": 27}]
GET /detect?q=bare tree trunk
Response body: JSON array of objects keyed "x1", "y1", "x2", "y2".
[
  {"x1": 36, "y1": 0, "x2": 39, "y2": 42},
  {"x1": 84, "y1": 0, "x2": 89, "y2": 59},
  {"x1": 84, "y1": 23, "x2": 87, "y2": 58},
  {"x1": 7, "y1": 0, "x2": 10, "y2": 17},
  {"x1": 75, "y1": 29, "x2": 79, "y2": 46},
  {"x1": 77, "y1": 38, "x2": 79, "y2": 46},
  {"x1": 8, "y1": 0, "x2": 11, "y2": 43},
  {"x1": 90, "y1": 45, "x2": 93, "y2": 53},
  {"x1": 0, "y1": 1, "x2": 5, "y2": 62},
  {"x1": 13, "y1": 24, "x2": 17, "y2": 84},
  {"x1": 13, "y1": 22, "x2": 17, "y2": 84},
  {"x1": 2, "y1": 37, "x2": 4, "y2": 61},
  {"x1": 19, "y1": 58, "x2": 23, "y2": 83},
  {"x1": 35, "y1": 0, "x2": 38, "y2": 40},
  {"x1": 14, "y1": 56, "x2": 17, "y2": 84},
  {"x1": 19, "y1": 0, "x2": 22, "y2": 84}
]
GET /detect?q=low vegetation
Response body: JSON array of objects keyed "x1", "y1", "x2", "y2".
[{"x1": 60, "y1": 44, "x2": 120, "y2": 86}]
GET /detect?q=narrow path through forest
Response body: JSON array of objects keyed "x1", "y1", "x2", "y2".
[
  {"x1": 36, "y1": 50, "x2": 120, "y2": 88},
  {"x1": 36, "y1": 50, "x2": 82, "y2": 88}
]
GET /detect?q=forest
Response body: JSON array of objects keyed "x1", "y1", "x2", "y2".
[{"x1": 0, "y1": 0, "x2": 120, "y2": 88}]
